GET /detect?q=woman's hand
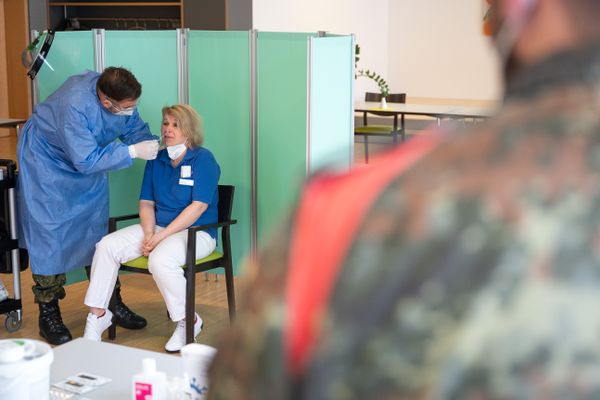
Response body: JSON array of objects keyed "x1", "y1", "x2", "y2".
[
  {"x1": 141, "y1": 231, "x2": 154, "y2": 256},
  {"x1": 144, "y1": 230, "x2": 168, "y2": 254}
]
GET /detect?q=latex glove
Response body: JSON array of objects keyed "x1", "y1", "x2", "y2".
[{"x1": 128, "y1": 140, "x2": 159, "y2": 160}]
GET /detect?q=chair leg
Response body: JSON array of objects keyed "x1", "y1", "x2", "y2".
[
  {"x1": 185, "y1": 266, "x2": 195, "y2": 345},
  {"x1": 364, "y1": 136, "x2": 369, "y2": 164},
  {"x1": 108, "y1": 289, "x2": 117, "y2": 340},
  {"x1": 224, "y1": 262, "x2": 236, "y2": 322}
]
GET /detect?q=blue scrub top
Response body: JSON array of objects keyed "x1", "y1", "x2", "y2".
[
  {"x1": 140, "y1": 147, "x2": 220, "y2": 238},
  {"x1": 17, "y1": 70, "x2": 157, "y2": 275}
]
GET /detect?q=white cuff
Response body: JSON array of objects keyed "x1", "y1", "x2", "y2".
[{"x1": 128, "y1": 144, "x2": 137, "y2": 159}]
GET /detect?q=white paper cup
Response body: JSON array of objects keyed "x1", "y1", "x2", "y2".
[
  {"x1": 0, "y1": 339, "x2": 54, "y2": 400},
  {"x1": 180, "y1": 343, "x2": 217, "y2": 400}
]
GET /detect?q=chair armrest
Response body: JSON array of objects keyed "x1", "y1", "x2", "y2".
[
  {"x1": 184, "y1": 219, "x2": 237, "y2": 266},
  {"x1": 108, "y1": 213, "x2": 140, "y2": 232},
  {"x1": 187, "y1": 219, "x2": 238, "y2": 235}
]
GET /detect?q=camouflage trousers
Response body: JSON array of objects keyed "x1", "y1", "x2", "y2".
[{"x1": 32, "y1": 268, "x2": 122, "y2": 304}]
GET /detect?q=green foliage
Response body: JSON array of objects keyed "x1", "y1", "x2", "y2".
[
  {"x1": 354, "y1": 44, "x2": 389, "y2": 98},
  {"x1": 356, "y1": 69, "x2": 389, "y2": 98}
]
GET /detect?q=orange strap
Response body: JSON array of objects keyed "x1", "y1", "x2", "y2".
[{"x1": 285, "y1": 133, "x2": 443, "y2": 374}]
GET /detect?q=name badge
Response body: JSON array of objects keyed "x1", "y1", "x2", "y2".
[
  {"x1": 179, "y1": 178, "x2": 194, "y2": 186},
  {"x1": 181, "y1": 165, "x2": 192, "y2": 178}
]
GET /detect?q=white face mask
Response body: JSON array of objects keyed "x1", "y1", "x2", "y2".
[
  {"x1": 114, "y1": 108, "x2": 135, "y2": 116},
  {"x1": 167, "y1": 143, "x2": 187, "y2": 160}
]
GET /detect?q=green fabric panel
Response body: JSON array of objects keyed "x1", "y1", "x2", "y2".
[
  {"x1": 188, "y1": 31, "x2": 251, "y2": 275},
  {"x1": 257, "y1": 32, "x2": 310, "y2": 244},
  {"x1": 309, "y1": 36, "x2": 354, "y2": 172},
  {"x1": 104, "y1": 30, "x2": 178, "y2": 218},
  {"x1": 123, "y1": 251, "x2": 224, "y2": 269},
  {"x1": 65, "y1": 267, "x2": 88, "y2": 285},
  {"x1": 37, "y1": 31, "x2": 95, "y2": 101}
]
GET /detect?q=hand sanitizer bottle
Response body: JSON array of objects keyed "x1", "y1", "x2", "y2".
[{"x1": 132, "y1": 358, "x2": 167, "y2": 400}]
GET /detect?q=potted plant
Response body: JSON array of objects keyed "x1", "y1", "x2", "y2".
[{"x1": 355, "y1": 44, "x2": 390, "y2": 109}]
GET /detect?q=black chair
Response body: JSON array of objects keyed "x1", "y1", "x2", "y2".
[
  {"x1": 355, "y1": 92, "x2": 406, "y2": 163},
  {"x1": 107, "y1": 185, "x2": 237, "y2": 345}
]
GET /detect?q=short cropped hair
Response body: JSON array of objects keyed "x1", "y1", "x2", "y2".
[
  {"x1": 96, "y1": 67, "x2": 142, "y2": 101},
  {"x1": 162, "y1": 104, "x2": 204, "y2": 148}
]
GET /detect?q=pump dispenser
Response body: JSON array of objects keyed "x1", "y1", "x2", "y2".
[{"x1": 132, "y1": 358, "x2": 167, "y2": 400}]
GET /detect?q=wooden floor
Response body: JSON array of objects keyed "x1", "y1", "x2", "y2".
[{"x1": 0, "y1": 271, "x2": 235, "y2": 354}]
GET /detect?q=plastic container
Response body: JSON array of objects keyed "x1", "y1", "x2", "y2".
[
  {"x1": 132, "y1": 358, "x2": 167, "y2": 400},
  {"x1": 0, "y1": 339, "x2": 54, "y2": 400},
  {"x1": 180, "y1": 343, "x2": 217, "y2": 400}
]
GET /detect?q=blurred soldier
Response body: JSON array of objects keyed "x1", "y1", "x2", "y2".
[{"x1": 209, "y1": 0, "x2": 600, "y2": 398}]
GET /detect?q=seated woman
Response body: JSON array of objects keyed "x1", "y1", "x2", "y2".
[{"x1": 82, "y1": 104, "x2": 220, "y2": 352}]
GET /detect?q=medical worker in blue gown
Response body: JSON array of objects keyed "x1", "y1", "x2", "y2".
[{"x1": 17, "y1": 67, "x2": 159, "y2": 345}]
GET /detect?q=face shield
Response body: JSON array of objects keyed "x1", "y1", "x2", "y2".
[{"x1": 21, "y1": 30, "x2": 55, "y2": 80}]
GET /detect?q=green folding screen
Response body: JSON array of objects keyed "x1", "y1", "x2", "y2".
[
  {"x1": 104, "y1": 30, "x2": 179, "y2": 217},
  {"x1": 188, "y1": 30, "x2": 251, "y2": 273},
  {"x1": 256, "y1": 32, "x2": 313, "y2": 243},
  {"x1": 36, "y1": 31, "x2": 95, "y2": 101},
  {"x1": 309, "y1": 36, "x2": 354, "y2": 171},
  {"x1": 33, "y1": 30, "x2": 353, "y2": 281}
]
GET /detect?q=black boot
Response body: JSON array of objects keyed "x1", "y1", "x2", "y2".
[
  {"x1": 38, "y1": 300, "x2": 72, "y2": 345},
  {"x1": 114, "y1": 287, "x2": 147, "y2": 330}
]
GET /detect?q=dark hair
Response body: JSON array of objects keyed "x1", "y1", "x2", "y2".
[{"x1": 96, "y1": 67, "x2": 142, "y2": 101}]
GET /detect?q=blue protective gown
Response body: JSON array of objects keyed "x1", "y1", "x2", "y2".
[{"x1": 17, "y1": 70, "x2": 157, "y2": 275}]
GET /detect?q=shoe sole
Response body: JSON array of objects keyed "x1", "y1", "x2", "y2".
[
  {"x1": 164, "y1": 322, "x2": 203, "y2": 353},
  {"x1": 39, "y1": 330, "x2": 72, "y2": 346},
  {"x1": 116, "y1": 320, "x2": 147, "y2": 330}
]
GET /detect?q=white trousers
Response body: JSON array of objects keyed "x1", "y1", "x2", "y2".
[{"x1": 84, "y1": 224, "x2": 216, "y2": 321}]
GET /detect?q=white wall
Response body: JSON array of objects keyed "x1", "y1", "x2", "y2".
[
  {"x1": 253, "y1": 0, "x2": 502, "y2": 102},
  {"x1": 253, "y1": 0, "x2": 389, "y2": 101},
  {"x1": 389, "y1": 0, "x2": 501, "y2": 101}
]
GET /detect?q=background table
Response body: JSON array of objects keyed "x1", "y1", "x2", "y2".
[
  {"x1": 51, "y1": 338, "x2": 184, "y2": 399},
  {"x1": 354, "y1": 101, "x2": 497, "y2": 128}
]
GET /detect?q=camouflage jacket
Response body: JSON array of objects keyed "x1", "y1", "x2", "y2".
[{"x1": 209, "y1": 42, "x2": 600, "y2": 399}]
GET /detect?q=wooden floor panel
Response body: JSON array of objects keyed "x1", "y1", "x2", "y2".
[{"x1": 0, "y1": 271, "x2": 234, "y2": 354}]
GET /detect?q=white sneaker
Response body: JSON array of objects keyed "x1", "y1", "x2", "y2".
[
  {"x1": 165, "y1": 313, "x2": 203, "y2": 352},
  {"x1": 83, "y1": 309, "x2": 113, "y2": 341}
]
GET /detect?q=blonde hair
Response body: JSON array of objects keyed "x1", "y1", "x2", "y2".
[{"x1": 161, "y1": 104, "x2": 204, "y2": 148}]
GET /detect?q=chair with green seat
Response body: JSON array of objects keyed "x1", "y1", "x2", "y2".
[
  {"x1": 106, "y1": 184, "x2": 237, "y2": 345},
  {"x1": 355, "y1": 92, "x2": 407, "y2": 163}
]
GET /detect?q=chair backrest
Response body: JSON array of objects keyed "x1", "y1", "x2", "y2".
[
  {"x1": 217, "y1": 185, "x2": 235, "y2": 223},
  {"x1": 365, "y1": 91, "x2": 406, "y2": 104}
]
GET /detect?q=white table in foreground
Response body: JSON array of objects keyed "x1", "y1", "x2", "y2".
[{"x1": 51, "y1": 338, "x2": 183, "y2": 399}]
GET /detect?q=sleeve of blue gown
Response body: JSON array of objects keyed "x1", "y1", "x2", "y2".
[
  {"x1": 119, "y1": 110, "x2": 158, "y2": 145},
  {"x1": 61, "y1": 105, "x2": 134, "y2": 175}
]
